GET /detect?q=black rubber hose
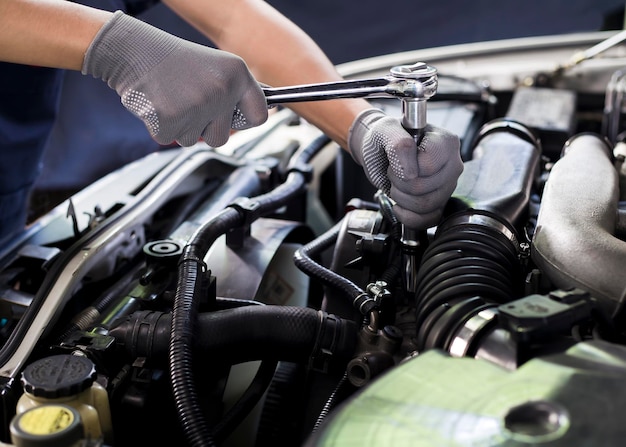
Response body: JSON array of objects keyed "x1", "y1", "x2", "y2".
[
  {"x1": 213, "y1": 296, "x2": 265, "y2": 310},
  {"x1": 112, "y1": 306, "x2": 357, "y2": 365},
  {"x1": 168, "y1": 135, "x2": 330, "y2": 447},
  {"x1": 249, "y1": 134, "x2": 331, "y2": 221},
  {"x1": 167, "y1": 191, "x2": 293, "y2": 447},
  {"x1": 294, "y1": 219, "x2": 365, "y2": 304}
]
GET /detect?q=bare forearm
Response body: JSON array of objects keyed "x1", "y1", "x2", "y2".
[
  {"x1": 164, "y1": 0, "x2": 370, "y2": 149},
  {"x1": 0, "y1": 0, "x2": 110, "y2": 70}
]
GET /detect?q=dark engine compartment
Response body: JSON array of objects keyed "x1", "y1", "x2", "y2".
[{"x1": 2, "y1": 31, "x2": 626, "y2": 446}]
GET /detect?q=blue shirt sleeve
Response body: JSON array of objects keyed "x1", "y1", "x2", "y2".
[{"x1": 0, "y1": 0, "x2": 162, "y2": 243}]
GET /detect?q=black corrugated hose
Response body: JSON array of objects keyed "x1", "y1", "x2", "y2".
[
  {"x1": 169, "y1": 135, "x2": 330, "y2": 447},
  {"x1": 414, "y1": 216, "x2": 520, "y2": 352}
]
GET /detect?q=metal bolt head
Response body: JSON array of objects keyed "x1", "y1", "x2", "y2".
[
  {"x1": 390, "y1": 62, "x2": 437, "y2": 80},
  {"x1": 389, "y1": 62, "x2": 438, "y2": 104}
]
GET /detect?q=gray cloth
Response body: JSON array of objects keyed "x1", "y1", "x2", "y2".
[
  {"x1": 82, "y1": 11, "x2": 268, "y2": 147},
  {"x1": 348, "y1": 108, "x2": 463, "y2": 230}
]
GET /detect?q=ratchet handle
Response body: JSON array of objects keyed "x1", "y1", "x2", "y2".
[{"x1": 262, "y1": 78, "x2": 391, "y2": 106}]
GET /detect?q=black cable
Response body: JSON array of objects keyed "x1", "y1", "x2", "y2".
[{"x1": 311, "y1": 372, "x2": 355, "y2": 433}]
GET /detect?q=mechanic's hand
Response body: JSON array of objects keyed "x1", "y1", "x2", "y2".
[
  {"x1": 348, "y1": 108, "x2": 463, "y2": 230},
  {"x1": 82, "y1": 11, "x2": 268, "y2": 147}
]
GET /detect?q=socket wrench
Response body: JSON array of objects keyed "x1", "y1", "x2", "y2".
[
  {"x1": 262, "y1": 62, "x2": 439, "y2": 295},
  {"x1": 262, "y1": 62, "x2": 437, "y2": 138}
]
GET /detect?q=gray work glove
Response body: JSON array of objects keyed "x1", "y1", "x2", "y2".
[
  {"x1": 348, "y1": 108, "x2": 463, "y2": 230},
  {"x1": 82, "y1": 11, "x2": 268, "y2": 147}
]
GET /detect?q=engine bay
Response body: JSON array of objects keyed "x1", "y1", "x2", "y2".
[{"x1": 2, "y1": 31, "x2": 626, "y2": 446}]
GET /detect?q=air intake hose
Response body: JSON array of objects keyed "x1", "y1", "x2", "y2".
[
  {"x1": 532, "y1": 133, "x2": 626, "y2": 318},
  {"x1": 415, "y1": 211, "x2": 521, "y2": 351},
  {"x1": 414, "y1": 119, "x2": 539, "y2": 353}
]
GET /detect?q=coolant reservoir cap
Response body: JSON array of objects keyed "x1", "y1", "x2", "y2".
[
  {"x1": 10, "y1": 404, "x2": 83, "y2": 447},
  {"x1": 21, "y1": 355, "x2": 97, "y2": 399}
]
